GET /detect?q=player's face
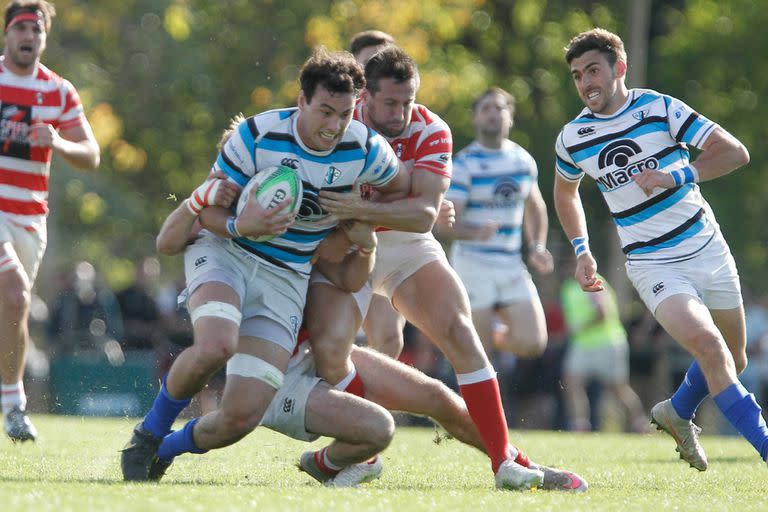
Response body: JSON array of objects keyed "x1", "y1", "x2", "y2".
[
  {"x1": 3, "y1": 20, "x2": 46, "y2": 72},
  {"x1": 569, "y1": 50, "x2": 626, "y2": 115},
  {"x1": 297, "y1": 85, "x2": 356, "y2": 152},
  {"x1": 473, "y1": 93, "x2": 512, "y2": 140},
  {"x1": 363, "y1": 78, "x2": 417, "y2": 138}
]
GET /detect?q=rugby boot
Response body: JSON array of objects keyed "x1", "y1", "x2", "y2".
[
  {"x1": 298, "y1": 450, "x2": 335, "y2": 485},
  {"x1": 494, "y1": 459, "x2": 544, "y2": 490},
  {"x1": 650, "y1": 399, "x2": 708, "y2": 471},
  {"x1": 329, "y1": 456, "x2": 383, "y2": 487},
  {"x1": 121, "y1": 422, "x2": 164, "y2": 481},
  {"x1": 4, "y1": 407, "x2": 37, "y2": 442},
  {"x1": 528, "y1": 461, "x2": 588, "y2": 492}
]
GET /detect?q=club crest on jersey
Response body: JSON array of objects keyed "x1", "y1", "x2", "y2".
[
  {"x1": 596, "y1": 139, "x2": 658, "y2": 191},
  {"x1": 492, "y1": 178, "x2": 521, "y2": 206},
  {"x1": 325, "y1": 166, "x2": 342, "y2": 184},
  {"x1": 395, "y1": 143, "x2": 404, "y2": 158},
  {"x1": 632, "y1": 109, "x2": 649, "y2": 121}
]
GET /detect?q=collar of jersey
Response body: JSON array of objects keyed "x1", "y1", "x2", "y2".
[{"x1": 588, "y1": 89, "x2": 636, "y2": 120}]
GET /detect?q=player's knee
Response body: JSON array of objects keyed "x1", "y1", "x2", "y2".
[
  {"x1": 367, "y1": 409, "x2": 395, "y2": 452},
  {"x1": 0, "y1": 280, "x2": 29, "y2": 317},
  {"x1": 219, "y1": 406, "x2": 264, "y2": 439},
  {"x1": 193, "y1": 337, "x2": 237, "y2": 372},
  {"x1": 370, "y1": 331, "x2": 403, "y2": 358},
  {"x1": 692, "y1": 334, "x2": 730, "y2": 367}
]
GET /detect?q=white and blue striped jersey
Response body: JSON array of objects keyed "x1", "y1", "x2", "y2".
[
  {"x1": 214, "y1": 107, "x2": 399, "y2": 276},
  {"x1": 555, "y1": 88, "x2": 720, "y2": 262},
  {"x1": 447, "y1": 139, "x2": 537, "y2": 264}
]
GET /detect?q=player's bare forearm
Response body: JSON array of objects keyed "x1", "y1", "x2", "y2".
[
  {"x1": 199, "y1": 206, "x2": 232, "y2": 238},
  {"x1": 55, "y1": 123, "x2": 101, "y2": 170},
  {"x1": 156, "y1": 204, "x2": 199, "y2": 255},
  {"x1": 692, "y1": 127, "x2": 750, "y2": 182},
  {"x1": 553, "y1": 175, "x2": 588, "y2": 241},
  {"x1": 523, "y1": 185, "x2": 549, "y2": 248}
]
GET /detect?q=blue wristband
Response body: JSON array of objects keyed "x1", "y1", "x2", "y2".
[
  {"x1": 571, "y1": 236, "x2": 590, "y2": 257},
  {"x1": 226, "y1": 216, "x2": 241, "y2": 238},
  {"x1": 671, "y1": 166, "x2": 698, "y2": 186}
]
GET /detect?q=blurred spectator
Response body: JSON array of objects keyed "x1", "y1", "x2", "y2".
[
  {"x1": 560, "y1": 274, "x2": 647, "y2": 432},
  {"x1": 116, "y1": 257, "x2": 166, "y2": 352},
  {"x1": 47, "y1": 261, "x2": 124, "y2": 363}
]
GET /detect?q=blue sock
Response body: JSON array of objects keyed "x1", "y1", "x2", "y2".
[
  {"x1": 142, "y1": 376, "x2": 192, "y2": 439},
  {"x1": 713, "y1": 382, "x2": 768, "y2": 461},
  {"x1": 156, "y1": 417, "x2": 208, "y2": 462},
  {"x1": 670, "y1": 361, "x2": 709, "y2": 420}
]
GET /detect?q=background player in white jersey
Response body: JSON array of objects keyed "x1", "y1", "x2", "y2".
[
  {"x1": 0, "y1": 0, "x2": 99, "y2": 442},
  {"x1": 314, "y1": 46, "x2": 545, "y2": 490},
  {"x1": 554, "y1": 28, "x2": 768, "y2": 470},
  {"x1": 120, "y1": 48, "x2": 409, "y2": 481},
  {"x1": 440, "y1": 87, "x2": 553, "y2": 358}
]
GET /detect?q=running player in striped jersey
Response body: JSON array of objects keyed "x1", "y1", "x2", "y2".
[
  {"x1": 121, "y1": 48, "x2": 410, "y2": 481},
  {"x1": 314, "y1": 46, "x2": 545, "y2": 490},
  {"x1": 554, "y1": 28, "x2": 768, "y2": 470},
  {"x1": 439, "y1": 87, "x2": 552, "y2": 359},
  {"x1": 0, "y1": 1, "x2": 99, "y2": 442}
]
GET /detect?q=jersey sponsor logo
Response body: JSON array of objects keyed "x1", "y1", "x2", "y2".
[
  {"x1": 0, "y1": 103, "x2": 31, "y2": 157},
  {"x1": 652, "y1": 281, "x2": 665, "y2": 295},
  {"x1": 281, "y1": 157, "x2": 299, "y2": 169},
  {"x1": 325, "y1": 166, "x2": 342, "y2": 185},
  {"x1": 577, "y1": 126, "x2": 595, "y2": 136},
  {"x1": 632, "y1": 109, "x2": 649, "y2": 121},
  {"x1": 492, "y1": 178, "x2": 521, "y2": 206},
  {"x1": 596, "y1": 139, "x2": 658, "y2": 191}
]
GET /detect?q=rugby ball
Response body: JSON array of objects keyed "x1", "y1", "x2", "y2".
[{"x1": 236, "y1": 165, "x2": 303, "y2": 242}]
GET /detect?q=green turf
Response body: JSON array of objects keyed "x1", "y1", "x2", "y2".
[{"x1": 0, "y1": 415, "x2": 764, "y2": 511}]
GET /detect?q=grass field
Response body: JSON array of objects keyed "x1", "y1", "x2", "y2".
[{"x1": 0, "y1": 415, "x2": 764, "y2": 512}]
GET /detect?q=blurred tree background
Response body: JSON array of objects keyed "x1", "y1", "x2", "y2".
[{"x1": 37, "y1": 0, "x2": 766, "y2": 301}]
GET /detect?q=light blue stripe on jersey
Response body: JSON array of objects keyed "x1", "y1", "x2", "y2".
[
  {"x1": 375, "y1": 163, "x2": 398, "y2": 183},
  {"x1": 626, "y1": 216, "x2": 707, "y2": 255},
  {"x1": 217, "y1": 154, "x2": 249, "y2": 186},
  {"x1": 498, "y1": 226, "x2": 521, "y2": 235},
  {"x1": 258, "y1": 138, "x2": 366, "y2": 164},
  {"x1": 237, "y1": 122, "x2": 256, "y2": 163},
  {"x1": 613, "y1": 185, "x2": 693, "y2": 227},
  {"x1": 235, "y1": 239, "x2": 310, "y2": 264},
  {"x1": 680, "y1": 117, "x2": 707, "y2": 144},
  {"x1": 571, "y1": 122, "x2": 668, "y2": 163},
  {"x1": 631, "y1": 92, "x2": 661, "y2": 111},
  {"x1": 448, "y1": 182, "x2": 469, "y2": 193},
  {"x1": 280, "y1": 229, "x2": 333, "y2": 244},
  {"x1": 556, "y1": 155, "x2": 582, "y2": 178},
  {"x1": 470, "y1": 173, "x2": 531, "y2": 186}
]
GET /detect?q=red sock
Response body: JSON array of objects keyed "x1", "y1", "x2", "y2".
[
  {"x1": 459, "y1": 376, "x2": 510, "y2": 473},
  {"x1": 514, "y1": 449, "x2": 530, "y2": 468},
  {"x1": 314, "y1": 447, "x2": 341, "y2": 476}
]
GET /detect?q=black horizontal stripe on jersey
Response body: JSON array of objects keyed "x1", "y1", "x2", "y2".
[
  {"x1": 674, "y1": 113, "x2": 699, "y2": 143},
  {"x1": 260, "y1": 132, "x2": 361, "y2": 154},
  {"x1": 261, "y1": 239, "x2": 315, "y2": 258},
  {"x1": 232, "y1": 240, "x2": 297, "y2": 273},
  {"x1": 567, "y1": 115, "x2": 667, "y2": 154},
  {"x1": 621, "y1": 208, "x2": 705, "y2": 254},
  {"x1": 612, "y1": 184, "x2": 683, "y2": 220},
  {"x1": 302, "y1": 181, "x2": 353, "y2": 194},
  {"x1": 626, "y1": 231, "x2": 715, "y2": 263}
]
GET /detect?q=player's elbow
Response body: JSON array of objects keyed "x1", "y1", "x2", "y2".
[
  {"x1": 415, "y1": 205, "x2": 438, "y2": 233},
  {"x1": 736, "y1": 144, "x2": 750, "y2": 167},
  {"x1": 156, "y1": 235, "x2": 182, "y2": 256}
]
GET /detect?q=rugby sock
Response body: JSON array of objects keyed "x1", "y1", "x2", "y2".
[
  {"x1": 315, "y1": 447, "x2": 342, "y2": 475},
  {"x1": 143, "y1": 375, "x2": 192, "y2": 439},
  {"x1": 1, "y1": 381, "x2": 26, "y2": 413},
  {"x1": 457, "y1": 367, "x2": 510, "y2": 473},
  {"x1": 670, "y1": 360, "x2": 709, "y2": 420},
  {"x1": 713, "y1": 382, "x2": 768, "y2": 460},
  {"x1": 156, "y1": 417, "x2": 208, "y2": 462},
  {"x1": 335, "y1": 368, "x2": 365, "y2": 398}
]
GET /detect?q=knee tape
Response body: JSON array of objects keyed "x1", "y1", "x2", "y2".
[
  {"x1": 226, "y1": 353, "x2": 284, "y2": 390},
  {"x1": 190, "y1": 301, "x2": 242, "y2": 326}
]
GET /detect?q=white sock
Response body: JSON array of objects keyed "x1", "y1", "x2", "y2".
[
  {"x1": 334, "y1": 367, "x2": 357, "y2": 391},
  {"x1": 1, "y1": 381, "x2": 26, "y2": 413},
  {"x1": 322, "y1": 448, "x2": 343, "y2": 471}
]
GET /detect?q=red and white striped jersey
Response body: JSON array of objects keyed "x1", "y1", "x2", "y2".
[
  {"x1": 354, "y1": 102, "x2": 452, "y2": 178},
  {"x1": 0, "y1": 57, "x2": 86, "y2": 230}
]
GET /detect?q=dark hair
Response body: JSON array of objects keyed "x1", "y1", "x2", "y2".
[
  {"x1": 565, "y1": 28, "x2": 626, "y2": 67},
  {"x1": 364, "y1": 46, "x2": 419, "y2": 94},
  {"x1": 299, "y1": 47, "x2": 365, "y2": 103},
  {"x1": 349, "y1": 30, "x2": 395, "y2": 58},
  {"x1": 4, "y1": 0, "x2": 55, "y2": 32},
  {"x1": 472, "y1": 87, "x2": 515, "y2": 116}
]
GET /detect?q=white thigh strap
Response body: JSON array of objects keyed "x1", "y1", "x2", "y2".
[
  {"x1": 226, "y1": 353, "x2": 284, "y2": 390},
  {"x1": 190, "y1": 301, "x2": 242, "y2": 325}
]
